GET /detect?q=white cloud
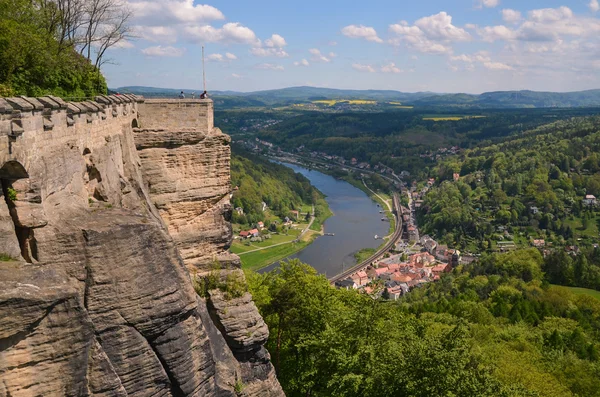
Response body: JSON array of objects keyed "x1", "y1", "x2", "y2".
[
  {"x1": 141, "y1": 45, "x2": 185, "y2": 57},
  {"x1": 256, "y1": 63, "x2": 284, "y2": 71},
  {"x1": 529, "y1": 6, "x2": 573, "y2": 23},
  {"x1": 232, "y1": 73, "x2": 241, "y2": 78},
  {"x1": 128, "y1": 0, "x2": 224, "y2": 26},
  {"x1": 207, "y1": 53, "x2": 224, "y2": 61},
  {"x1": 502, "y1": 9, "x2": 522, "y2": 24},
  {"x1": 251, "y1": 33, "x2": 288, "y2": 57},
  {"x1": 413, "y1": 12, "x2": 471, "y2": 41},
  {"x1": 352, "y1": 63, "x2": 376, "y2": 73},
  {"x1": 464, "y1": 23, "x2": 478, "y2": 29},
  {"x1": 309, "y1": 48, "x2": 332, "y2": 62},
  {"x1": 477, "y1": 0, "x2": 500, "y2": 9},
  {"x1": 483, "y1": 61, "x2": 513, "y2": 70},
  {"x1": 478, "y1": 25, "x2": 518, "y2": 42},
  {"x1": 479, "y1": 6, "x2": 600, "y2": 42},
  {"x1": 185, "y1": 22, "x2": 259, "y2": 45},
  {"x1": 381, "y1": 63, "x2": 403, "y2": 73},
  {"x1": 450, "y1": 51, "x2": 491, "y2": 63},
  {"x1": 250, "y1": 47, "x2": 289, "y2": 57},
  {"x1": 294, "y1": 59, "x2": 310, "y2": 67},
  {"x1": 134, "y1": 26, "x2": 178, "y2": 43},
  {"x1": 389, "y1": 12, "x2": 471, "y2": 54},
  {"x1": 591, "y1": 0, "x2": 600, "y2": 12},
  {"x1": 112, "y1": 40, "x2": 135, "y2": 49},
  {"x1": 265, "y1": 34, "x2": 287, "y2": 48},
  {"x1": 341, "y1": 25, "x2": 383, "y2": 43},
  {"x1": 208, "y1": 53, "x2": 237, "y2": 62}
]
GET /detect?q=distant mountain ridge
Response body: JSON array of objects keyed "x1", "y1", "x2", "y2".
[{"x1": 113, "y1": 85, "x2": 600, "y2": 109}]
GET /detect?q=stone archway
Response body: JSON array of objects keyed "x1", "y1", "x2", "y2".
[
  {"x1": 131, "y1": 118, "x2": 139, "y2": 128},
  {"x1": 0, "y1": 160, "x2": 32, "y2": 262},
  {"x1": 0, "y1": 160, "x2": 29, "y2": 180}
]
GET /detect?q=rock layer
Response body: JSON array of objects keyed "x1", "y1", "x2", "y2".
[{"x1": 0, "y1": 96, "x2": 283, "y2": 396}]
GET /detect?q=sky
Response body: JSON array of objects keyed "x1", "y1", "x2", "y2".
[{"x1": 103, "y1": 0, "x2": 600, "y2": 93}]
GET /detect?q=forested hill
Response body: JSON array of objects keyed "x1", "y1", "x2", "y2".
[
  {"x1": 0, "y1": 0, "x2": 110, "y2": 97},
  {"x1": 116, "y1": 85, "x2": 600, "y2": 108},
  {"x1": 419, "y1": 115, "x2": 600, "y2": 289},
  {"x1": 230, "y1": 146, "x2": 323, "y2": 226}
]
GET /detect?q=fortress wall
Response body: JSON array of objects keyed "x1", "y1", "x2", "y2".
[{"x1": 137, "y1": 99, "x2": 214, "y2": 132}]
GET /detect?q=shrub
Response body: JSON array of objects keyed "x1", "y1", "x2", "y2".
[{"x1": 6, "y1": 187, "x2": 17, "y2": 201}]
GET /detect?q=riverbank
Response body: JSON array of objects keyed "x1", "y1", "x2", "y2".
[{"x1": 231, "y1": 195, "x2": 332, "y2": 272}]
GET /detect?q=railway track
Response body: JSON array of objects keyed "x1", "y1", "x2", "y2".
[{"x1": 329, "y1": 192, "x2": 403, "y2": 283}]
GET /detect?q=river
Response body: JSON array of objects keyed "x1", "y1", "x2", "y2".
[{"x1": 259, "y1": 163, "x2": 389, "y2": 277}]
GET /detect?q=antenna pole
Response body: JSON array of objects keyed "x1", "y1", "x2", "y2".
[{"x1": 202, "y1": 45, "x2": 206, "y2": 93}]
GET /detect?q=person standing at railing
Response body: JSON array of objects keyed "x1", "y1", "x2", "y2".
[{"x1": 179, "y1": 91, "x2": 185, "y2": 99}]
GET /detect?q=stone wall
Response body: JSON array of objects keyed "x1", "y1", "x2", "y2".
[{"x1": 0, "y1": 95, "x2": 283, "y2": 397}]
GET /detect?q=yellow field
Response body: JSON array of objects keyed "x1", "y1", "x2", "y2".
[
  {"x1": 388, "y1": 101, "x2": 403, "y2": 105},
  {"x1": 423, "y1": 115, "x2": 486, "y2": 121},
  {"x1": 312, "y1": 99, "x2": 377, "y2": 106},
  {"x1": 394, "y1": 105, "x2": 414, "y2": 109}
]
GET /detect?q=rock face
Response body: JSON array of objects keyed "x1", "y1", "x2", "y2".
[{"x1": 0, "y1": 96, "x2": 283, "y2": 396}]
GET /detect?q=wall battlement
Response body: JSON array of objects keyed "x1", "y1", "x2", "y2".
[{"x1": 0, "y1": 94, "x2": 142, "y2": 168}]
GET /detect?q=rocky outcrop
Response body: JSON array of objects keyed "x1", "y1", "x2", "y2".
[{"x1": 0, "y1": 96, "x2": 283, "y2": 396}]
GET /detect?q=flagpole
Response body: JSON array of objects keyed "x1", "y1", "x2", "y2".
[{"x1": 202, "y1": 45, "x2": 206, "y2": 93}]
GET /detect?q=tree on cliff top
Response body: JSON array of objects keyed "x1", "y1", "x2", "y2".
[{"x1": 0, "y1": 0, "x2": 132, "y2": 97}]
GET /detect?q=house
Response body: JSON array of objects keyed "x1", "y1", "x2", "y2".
[
  {"x1": 352, "y1": 271, "x2": 369, "y2": 286},
  {"x1": 239, "y1": 231, "x2": 250, "y2": 238},
  {"x1": 261, "y1": 202, "x2": 268, "y2": 212},
  {"x1": 386, "y1": 264, "x2": 401, "y2": 273},
  {"x1": 421, "y1": 236, "x2": 438, "y2": 254},
  {"x1": 453, "y1": 173, "x2": 460, "y2": 182},
  {"x1": 290, "y1": 210, "x2": 300, "y2": 220},
  {"x1": 235, "y1": 207, "x2": 244, "y2": 216},
  {"x1": 435, "y1": 245, "x2": 449, "y2": 262},
  {"x1": 530, "y1": 206, "x2": 539, "y2": 215},
  {"x1": 249, "y1": 229, "x2": 260, "y2": 238},
  {"x1": 393, "y1": 274, "x2": 414, "y2": 283},
  {"x1": 257, "y1": 221, "x2": 265, "y2": 229},
  {"x1": 408, "y1": 225, "x2": 420, "y2": 242},
  {"x1": 335, "y1": 278, "x2": 358, "y2": 290},
  {"x1": 583, "y1": 194, "x2": 597, "y2": 206},
  {"x1": 386, "y1": 287, "x2": 403, "y2": 301},
  {"x1": 409, "y1": 252, "x2": 435, "y2": 268},
  {"x1": 431, "y1": 263, "x2": 450, "y2": 275},
  {"x1": 367, "y1": 267, "x2": 390, "y2": 279},
  {"x1": 533, "y1": 239, "x2": 546, "y2": 248}
]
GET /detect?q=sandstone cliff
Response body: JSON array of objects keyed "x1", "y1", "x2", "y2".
[{"x1": 0, "y1": 95, "x2": 283, "y2": 396}]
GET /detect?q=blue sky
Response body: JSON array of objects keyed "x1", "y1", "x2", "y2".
[{"x1": 104, "y1": 0, "x2": 600, "y2": 93}]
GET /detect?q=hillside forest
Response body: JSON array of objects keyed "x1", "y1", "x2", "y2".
[
  {"x1": 230, "y1": 146, "x2": 328, "y2": 230},
  {"x1": 0, "y1": 0, "x2": 131, "y2": 97}
]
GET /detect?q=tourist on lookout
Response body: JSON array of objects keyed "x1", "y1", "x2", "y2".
[{"x1": 179, "y1": 91, "x2": 185, "y2": 99}]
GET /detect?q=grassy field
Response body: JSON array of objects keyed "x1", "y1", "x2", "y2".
[
  {"x1": 239, "y1": 232, "x2": 320, "y2": 271},
  {"x1": 354, "y1": 248, "x2": 376, "y2": 263},
  {"x1": 423, "y1": 115, "x2": 487, "y2": 121},
  {"x1": 563, "y1": 215, "x2": 599, "y2": 238},
  {"x1": 312, "y1": 99, "x2": 377, "y2": 106},
  {"x1": 553, "y1": 285, "x2": 600, "y2": 301}
]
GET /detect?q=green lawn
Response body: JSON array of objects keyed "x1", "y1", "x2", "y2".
[
  {"x1": 563, "y1": 215, "x2": 599, "y2": 238},
  {"x1": 240, "y1": 240, "x2": 312, "y2": 271},
  {"x1": 354, "y1": 248, "x2": 376, "y2": 263},
  {"x1": 554, "y1": 285, "x2": 600, "y2": 301}
]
